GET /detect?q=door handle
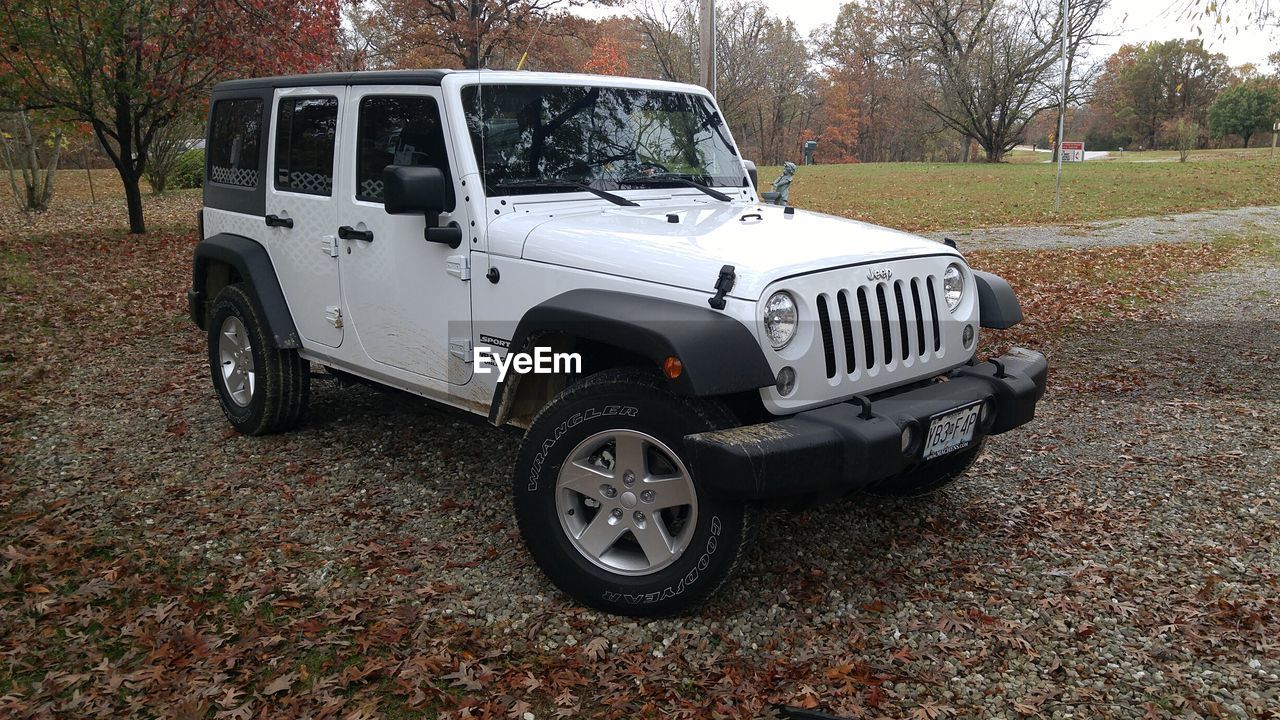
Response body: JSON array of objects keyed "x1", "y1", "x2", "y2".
[
  {"x1": 265, "y1": 214, "x2": 294, "y2": 228},
  {"x1": 338, "y1": 225, "x2": 374, "y2": 242}
]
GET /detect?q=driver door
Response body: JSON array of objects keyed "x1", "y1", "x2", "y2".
[{"x1": 337, "y1": 87, "x2": 473, "y2": 385}]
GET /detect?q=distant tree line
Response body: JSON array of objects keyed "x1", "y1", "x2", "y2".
[{"x1": 2, "y1": 0, "x2": 1277, "y2": 230}]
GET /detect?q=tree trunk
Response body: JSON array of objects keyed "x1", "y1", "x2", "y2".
[
  {"x1": 1242, "y1": 132, "x2": 1252, "y2": 148},
  {"x1": 121, "y1": 169, "x2": 146, "y2": 233}
]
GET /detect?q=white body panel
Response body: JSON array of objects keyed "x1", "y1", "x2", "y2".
[
  {"x1": 203, "y1": 70, "x2": 981, "y2": 422},
  {"x1": 334, "y1": 84, "x2": 475, "y2": 385},
  {"x1": 264, "y1": 85, "x2": 346, "y2": 349}
]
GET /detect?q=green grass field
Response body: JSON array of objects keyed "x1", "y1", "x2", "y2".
[
  {"x1": 4, "y1": 153, "x2": 1277, "y2": 238},
  {"x1": 760, "y1": 155, "x2": 1279, "y2": 231}
]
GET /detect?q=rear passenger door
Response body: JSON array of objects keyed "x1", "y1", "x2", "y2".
[{"x1": 265, "y1": 86, "x2": 345, "y2": 348}]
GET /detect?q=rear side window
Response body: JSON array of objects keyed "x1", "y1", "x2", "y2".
[
  {"x1": 355, "y1": 96, "x2": 453, "y2": 209},
  {"x1": 274, "y1": 97, "x2": 339, "y2": 196},
  {"x1": 207, "y1": 99, "x2": 264, "y2": 188}
]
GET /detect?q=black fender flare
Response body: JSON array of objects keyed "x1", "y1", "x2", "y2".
[
  {"x1": 973, "y1": 271, "x2": 1024, "y2": 329},
  {"x1": 488, "y1": 289, "x2": 776, "y2": 425},
  {"x1": 190, "y1": 233, "x2": 301, "y2": 348}
]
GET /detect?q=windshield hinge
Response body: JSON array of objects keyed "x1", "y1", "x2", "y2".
[
  {"x1": 446, "y1": 254, "x2": 470, "y2": 281},
  {"x1": 708, "y1": 264, "x2": 736, "y2": 310}
]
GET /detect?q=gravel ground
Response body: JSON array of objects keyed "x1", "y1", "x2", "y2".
[
  {"x1": 3, "y1": 221, "x2": 1278, "y2": 717},
  {"x1": 928, "y1": 205, "x2": 1280, "y2": 251}
]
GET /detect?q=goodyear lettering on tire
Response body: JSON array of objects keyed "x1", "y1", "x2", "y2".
[{"x1": 601, "y1": 516, "x2": 722, "y2": 605}]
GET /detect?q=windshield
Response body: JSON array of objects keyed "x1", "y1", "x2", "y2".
[{"x1": 461, "y1": 84, "x2": 744, "y2": 196}]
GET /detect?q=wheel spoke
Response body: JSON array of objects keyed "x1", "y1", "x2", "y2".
[
  {"x1": 554, "y1": 428, "x2": 699, "y2": 576},
  {"x1": 217, "y1": 316, "x2": 255, "y2": 407},
  {"x1": 559, "y1": 460, "x2": 612, "y2": 496},
  {"x1": 644, "y1": 474, "x2": 694, "y2": 510},
  {"x1": 612, "y1": 433, "x2": 647, "y2": 477},
  {"x1": 632, "y1": 516, "x2": 675, "y2": 566},
  {"x1": 576, "y1": 511, "x2": 625, "y2": 559}
]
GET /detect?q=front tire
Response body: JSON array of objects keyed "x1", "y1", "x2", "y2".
[
  {"x1": 206, "y1": 283, "x2": 310, "y2": 436},
  {"x1": 513, "y1": 368, "x2": 756, "y2": 617}
]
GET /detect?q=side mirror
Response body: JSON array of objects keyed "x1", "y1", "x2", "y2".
[
  {"x1": 382, "y1": 165, "x2": 462, "y2": 248},
  {"x1": 383, "y1": 165, "x2": 448, "y2": 215},
  {"x1": 742, "y1": 160, "x2": 759, "y2": 190}
]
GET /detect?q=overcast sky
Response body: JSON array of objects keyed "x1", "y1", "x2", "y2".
[{"x1": 579, "y1": 0, "x2": 1278, "y2": 68}]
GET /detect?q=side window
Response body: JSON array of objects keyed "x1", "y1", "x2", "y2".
[
  {"x1": 356, "y1": 96, "x2": 454, "y2": 209},
  {"x1": 274, "y1": 97, "x2": 339, "y2": 196},
  {"x1": 208, "y1": 98, "x2": 264, "y2": 188}
]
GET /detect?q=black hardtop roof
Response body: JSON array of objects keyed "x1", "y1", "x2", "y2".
[{"x1": 211, "y1": 69, "x2": 458, "y2": 94}]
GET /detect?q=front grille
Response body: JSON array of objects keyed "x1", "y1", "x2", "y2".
[{"x1": 815, "y1": 273, "x2": 943, "y2": 380}]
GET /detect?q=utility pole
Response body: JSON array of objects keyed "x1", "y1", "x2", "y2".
[
  {"x1": 1271, "y1": 120, "x2": 1278, "y2": 161},
  {"x1": 1053, "y1": 0, "x2": 1068, "y2": 213},
  {"x1": 700, "y1": 0, "x2": 716, "y2": 97}
]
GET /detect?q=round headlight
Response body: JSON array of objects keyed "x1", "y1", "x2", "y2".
[
  {"x1": 762, "y1": 291, "x2": 798, "y2": 349},
  {"x1": 943, "y1": 263, "x2": 965, "y2": 312}
]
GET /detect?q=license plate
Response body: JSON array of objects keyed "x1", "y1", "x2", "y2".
[{"x1": 922, "y1": 402, "x2": 981, "y2": 460}]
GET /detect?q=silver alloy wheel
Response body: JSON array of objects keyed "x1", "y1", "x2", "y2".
[
  {"x1": 218, "y1": 316, "x2": 256, "y2": 407},
  {"x1": 555, "y1": 429, "x2": 698, "y2": 576}
]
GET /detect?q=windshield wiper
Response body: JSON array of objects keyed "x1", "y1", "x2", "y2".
[
  {"x1": 495, "y1": 178, "x2": 638, "y2": 207},
  {"x1": 618, "y1": 174, "x2": 733, "y2": 202}
]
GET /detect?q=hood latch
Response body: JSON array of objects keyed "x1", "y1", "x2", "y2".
[{"x1": 708, "y1": 264, "x2": 736, "y2": 310}]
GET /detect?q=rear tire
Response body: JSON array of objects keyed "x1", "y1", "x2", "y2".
[
  {"x1": 206, "y1": 283, "x2": 310, "y2": 436},
  {"x1": 862, "y1": 440, "x2": 985, "y2": 498},
  {"x1": 513, "y1": 368, "x2": 756, "y2": 617}
]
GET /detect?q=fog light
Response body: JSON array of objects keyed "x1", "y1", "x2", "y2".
[
  {"x1": 775, "y1": 366, "x2": 797, "y2": 396},
  {"x1": 979, "y1": 399, "x2": 994, "y2": 426},
  {"x1": 962, "y1": 324, "x2": 975, "y2": 349},
  {"x1": 900, "y1": 424, "x2": 916, "y2": 454}
]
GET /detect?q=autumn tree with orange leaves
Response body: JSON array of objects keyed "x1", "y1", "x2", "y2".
[
  {"x1": 0, "y1": 0, "x2": 340, "y2": 233},
  {"x1": 583, "y1": 38, "x2": 630, "y2": 75}
]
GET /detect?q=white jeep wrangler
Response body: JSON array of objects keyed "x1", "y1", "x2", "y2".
[{"x1": 189, "y1": 70, "x2": 1047, "y2": 616}]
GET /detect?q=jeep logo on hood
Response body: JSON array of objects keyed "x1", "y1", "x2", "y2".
[{"x1": 866, "y1": 267, "x2": 893, "y2": 281}]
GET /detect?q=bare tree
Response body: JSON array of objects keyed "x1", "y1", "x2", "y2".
[
  {"x1": 629, "y1": 0, "x2": 814, "y2": 163},
  {"x1": 368, "y1": 0, "x2": 617, "y2": 69},
  {"x1": 0, "y1": 109, "x2": 63, "y2": 212},
  {"x1": 894, "y1": 0, "x2": 1109, "y2": 162},
  {"x1": 144, "y1": 116, "x2": 204, "y2": 195},
  {"x1": 631, "y1": 0, "x2": 700, "y2": 81}
]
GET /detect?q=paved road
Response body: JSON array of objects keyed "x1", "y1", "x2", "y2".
[{"x1": 927, "y1": 204, "x2": 1280, "y2": 251}]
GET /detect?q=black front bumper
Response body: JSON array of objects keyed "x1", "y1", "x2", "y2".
[{"x1": 685, "y1": 348, "x2": 1048, "y2": 500}]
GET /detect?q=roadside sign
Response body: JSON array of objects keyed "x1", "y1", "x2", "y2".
[{"x1": 1059, "y1": 141, "x2": 1085, "y2": 162}]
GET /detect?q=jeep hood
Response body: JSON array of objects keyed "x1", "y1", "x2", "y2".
[{"x1": 493, "y1": 200, "x2": 956, "y2": 299}]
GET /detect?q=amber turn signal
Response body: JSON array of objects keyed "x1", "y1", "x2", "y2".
[{"x1": 662, "y1": 356, "x2": 684, "y2": 379}]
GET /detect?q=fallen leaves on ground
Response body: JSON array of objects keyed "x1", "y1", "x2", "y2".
[{"x1": 2, "y1": 219, "x2": 1278, "y2": 718}]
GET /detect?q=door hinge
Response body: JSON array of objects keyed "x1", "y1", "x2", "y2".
[
  {"x1": 325, "y1": 306, "x2": 343, "y2": 329},
  {"x1": 446, "y1": 254, "x2": 470, "y2": 281},
  {"x1": 449, "y1": 337, "x2": 473, "y2": 362},
  {"x1": 321, "y1": 235, "x2": 338, "y2": 258}
]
